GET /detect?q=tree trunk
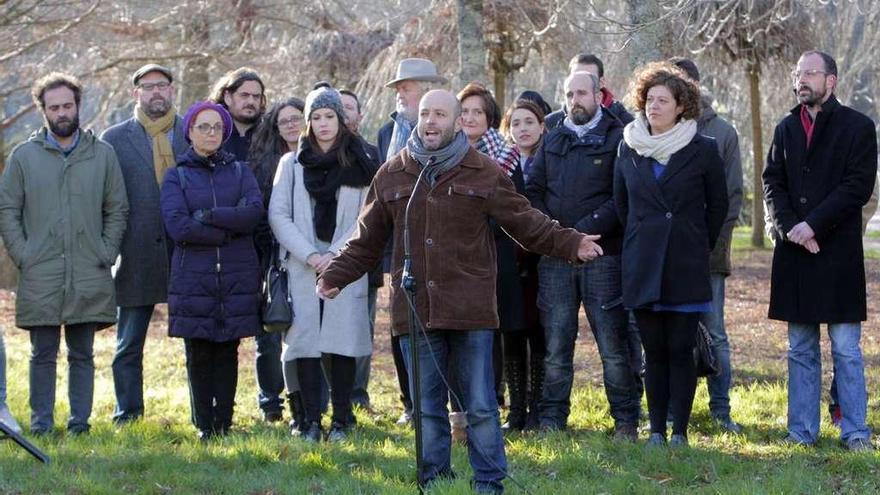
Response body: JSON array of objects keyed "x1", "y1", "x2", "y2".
[
  {"x1": 179, "y1": 16, "x2": 211, "y2": 109},
  {"x1": 748, "y1": 63, "x2": 765, "y2": 248},
  {"x1": 493, "y1": 67, "x2": 507, "y2": 111},
  {"x1": 457, "y1": 0, "x2": 487, "y2": 87},
  {"x1": 626, "y1": 0, "x2": 666, "y2": 69}
]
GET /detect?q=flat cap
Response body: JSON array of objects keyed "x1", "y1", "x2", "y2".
[{"x1": 132, "y1": 64, "x2": 173, "y2": 86}]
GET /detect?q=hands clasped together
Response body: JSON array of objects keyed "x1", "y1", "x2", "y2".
[{"x1": 787, "y1": 221, "x2": 819, "y2": 254}]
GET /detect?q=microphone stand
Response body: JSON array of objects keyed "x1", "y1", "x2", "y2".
[{"x1": 402, "y1": 159, "x2": 431, "y2": 489}]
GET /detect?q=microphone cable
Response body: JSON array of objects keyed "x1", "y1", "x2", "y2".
[{"x1": 399, "y1": 158, "x2": 535, "y2": 494}]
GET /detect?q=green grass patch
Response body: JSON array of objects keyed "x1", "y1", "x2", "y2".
[{"x1": 1, "y1": 323, "x2": 879, "y2": 494}]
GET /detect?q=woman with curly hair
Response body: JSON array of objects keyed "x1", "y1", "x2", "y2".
[{"x1": 613, "y1": 62, "x2": 728, "y2": 447}]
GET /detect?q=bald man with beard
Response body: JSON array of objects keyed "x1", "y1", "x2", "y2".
[{"x1": 318, "y1": 90, "x2": 604, "y2": 492}]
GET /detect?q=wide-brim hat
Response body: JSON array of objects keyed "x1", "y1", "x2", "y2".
[{"x1": 385, "y1": 58, "x2": 448, "y2": 87}]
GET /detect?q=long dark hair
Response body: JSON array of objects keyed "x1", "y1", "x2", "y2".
[
  {"x1": 249, "y1": 98, "x2": 305, "y2": 161},
  {"x1": 304, "y1": 109, "x2": 359, "y2": 169}
]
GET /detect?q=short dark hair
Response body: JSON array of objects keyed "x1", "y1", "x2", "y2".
[
  {"x1": 339, "y1": 89, "x2": 361, "y2": 113},
  {"x1": 568, "y1": 53, "x2": 605, "y2": 78},
  {"x1": 668, "y1": 57, "x2": 700, "y2": 82},
  {"x1": 456, "y1": 82, "x2": 502, "y2": 129},
  {"x1": 801, "y1": 50, "x2": 838, "y2": 77},
  {"x1": 31, "y1": 72, "x2": 83, "y2": 111},
  {"x1": 209, "y1": 67, "x2": 267, "y2": 110}
]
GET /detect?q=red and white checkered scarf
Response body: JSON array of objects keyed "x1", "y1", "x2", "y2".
[{"x1": 476, "y1": 128, "x2": 520, "y2": 176}]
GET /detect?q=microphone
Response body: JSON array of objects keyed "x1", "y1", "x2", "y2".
[{"x1": 401, "y1": 156, "x2": 434, "y2": 291}]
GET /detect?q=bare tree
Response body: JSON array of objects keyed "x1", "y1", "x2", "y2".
[{"x1": 683, "y1": 0, "x2": 810, "y2": 247}]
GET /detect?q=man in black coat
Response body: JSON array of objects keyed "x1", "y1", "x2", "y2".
[
  {"x1": 544, "y1": 53, "x2": 633, "y2": 130},
  {"x1": 763, "y1": 50, "x2": 876, "y2": 450},
  {"x1": 101, "y1": 64, "x2": 188, "y2": 424},
  {"x1": 525, "y1": 71, "x2": 641, "y2": 438}
]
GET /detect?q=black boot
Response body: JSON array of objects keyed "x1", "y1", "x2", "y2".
[
  {"x1": 502, "y1": 358, "x2": 527, "y2": 431},
  {"x1": 525, "y1": 351, "x2": 545, "y2": 431},
  {"x1": 287, "y1": 392, "x2": 306, "y2": 436}
]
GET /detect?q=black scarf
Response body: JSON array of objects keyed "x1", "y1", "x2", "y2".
[{"x1": 298, "y1": 137, "x2": 376, "y2": 243}]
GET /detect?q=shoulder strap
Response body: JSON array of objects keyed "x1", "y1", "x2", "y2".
[{"x1": 176, "y1": 167, "x2": 187, "y2": 190}]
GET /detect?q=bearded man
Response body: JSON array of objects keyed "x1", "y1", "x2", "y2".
[
  {"x1": 524, "y1": 71, "x2": 641, "y2": 439},
  {"x1": 101, "y1": 64, "x2": 188, "y2": 424},
  {"x1": 318, "y1": 89, "x2": 604, "y2": 493},
  {"x1": 763, "y1": 50, "x2": 876, "y2": 450}
]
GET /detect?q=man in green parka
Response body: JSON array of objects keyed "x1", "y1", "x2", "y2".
[{"x1": 0, "y1": 72, "x2": 129, "y2": 435}]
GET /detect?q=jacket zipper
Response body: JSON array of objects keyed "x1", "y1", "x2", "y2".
[{"x1": 209, "y1": 170, "x2": 224, "y2": 321}]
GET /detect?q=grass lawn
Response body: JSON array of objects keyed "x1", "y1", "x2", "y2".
[{"x1": 1, "y1": 241, "x2": 879, "y2": 494}]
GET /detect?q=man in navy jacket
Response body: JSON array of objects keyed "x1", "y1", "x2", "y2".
[{"x1": 525, "y1": 71, "x2": 641, "y2": 438}]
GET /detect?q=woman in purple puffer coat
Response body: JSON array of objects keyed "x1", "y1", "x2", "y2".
[{"x1": 160, "y1": 101, "x2": 264, "y2": 441}]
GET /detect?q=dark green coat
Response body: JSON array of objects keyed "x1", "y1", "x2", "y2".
[{"x1": 0, "y1": 128, "x2": 129, "y2": 329}]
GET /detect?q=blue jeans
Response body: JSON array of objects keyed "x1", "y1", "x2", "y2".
[
  {"x1": 700, "y1": 274, "x2": 733, "y2": 418},
  {"x1": 787, "y1": 322, "x2": 870, "y2": 443},
  {"x1": 255, "y1": 330, "x2": 284, "y2": 414},
  {"x1": 537, "y1": 255, "x2": 640, "y2": 428},
  {"x1": 29, "y1": 324, "x2": 96, "y2": 432},
  {"x1": 112, "y1": 305, "x2": 154, "y2": 422},
  {"x1": 399, "y1": 329, "x2": 507, "y2": 493},
  {"x1": 0, "y1": 330, "x2": 7, "y2": 407}
]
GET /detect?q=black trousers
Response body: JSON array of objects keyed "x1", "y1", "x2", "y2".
[
  {"x1": 633, "y1": 310, "x2": 699, "y2": 436},
  {"x1": 184, "y1": 338, "x2": 240, "y2": 433},
  {"x1": 298, "y1": 353, "x2": 356, "y2": 425}
]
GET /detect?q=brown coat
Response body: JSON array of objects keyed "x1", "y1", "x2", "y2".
[{"x1": 320, "y1": 147, "x2": 584, "y2": 335}]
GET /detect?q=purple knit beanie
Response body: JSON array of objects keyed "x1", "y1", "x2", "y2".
[{"x1": 182, "y1": 101, "x2": 234, "y2": 143}]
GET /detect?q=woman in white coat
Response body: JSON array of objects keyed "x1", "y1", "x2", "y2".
[{"x1": 269, "y1": 87, "x2": 378, "y2": 442}]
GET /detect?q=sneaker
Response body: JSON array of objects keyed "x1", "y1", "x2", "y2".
[
  {"x1": 0, "y1": 406, "x2": 22, "y2": 434},
  {"x1": 646, "y1": 432, "x2": 667, "y2": 447},
  {"x1": 613, "y1": 423, "x2": 638, "y2": 442},
  {"x1": 829, "y1": 403, "x2": 842, "y2": 427},
  {"x1": 395, "y1": 410, "x2": 412, "y2": 426},
  {"x1": 327, "y1": 421, "x2": 350, "y2": 442},
  {"x1": 714, "y1": 415, "x2": 744, "y2": 434},
  {"x1": 301, "y1": 421, "x2": 323, "y2": 443},
  {"x1": 844, "y1": 438, "x2": 873, "y2": 452},
  {"x1": 669, "y1": 433, "x2": 689, "y2": 448},
  {"x1": 262, "y1": 410, "x2": 283, "y2": 423},
  {"x1": 68, "y1": 424, "x2": 91, "y2": 436}
]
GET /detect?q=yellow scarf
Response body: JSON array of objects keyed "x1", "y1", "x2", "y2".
[{"x1": 135, "y1": 105, "x2": 177, "y2": 182}]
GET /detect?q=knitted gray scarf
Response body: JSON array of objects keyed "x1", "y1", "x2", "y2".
[{"x1": 406, "y1": 129, "x2": 470, "y2": 186}]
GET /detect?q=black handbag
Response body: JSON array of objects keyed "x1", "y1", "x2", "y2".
[
  {"x1": 261, "y1": 245, "x2": 293, "y2": 333},
  {"x1": 694, "y1": 321, "x2": 720, "y2": 377}
]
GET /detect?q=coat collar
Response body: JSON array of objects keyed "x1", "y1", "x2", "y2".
[
  {"x1": 788, "y1": 93, "x2": 841, "y2": 116},
  {"x1": 387, "y1": 145, "x2": 483, "y2": 175}
]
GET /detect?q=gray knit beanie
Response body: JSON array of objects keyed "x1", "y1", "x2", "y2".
[{"x1": 304, "y1": 86, "x2": 346, "y2": 122}]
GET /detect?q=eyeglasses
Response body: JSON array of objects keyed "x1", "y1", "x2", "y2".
[
  {"x1": 790, "y1": 69, "x2": 828, "y2": 81},
  {"x1": 138, "y1": 81, "x2": 171, "y2": 91},
  {"x1": 277, "y1": 116, "x2": 303, "y2": 128},
  {"x1": 194, "y1": 123, "x2": 224, "y2": 135}
]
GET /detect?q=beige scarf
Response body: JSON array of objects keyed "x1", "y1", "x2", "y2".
[
  {"x1": 622, "y1": 114, "x2": 697, "y2": 165},
  {"x1": 135, "y1": 105, "x2": 177, "y2": 182}
]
